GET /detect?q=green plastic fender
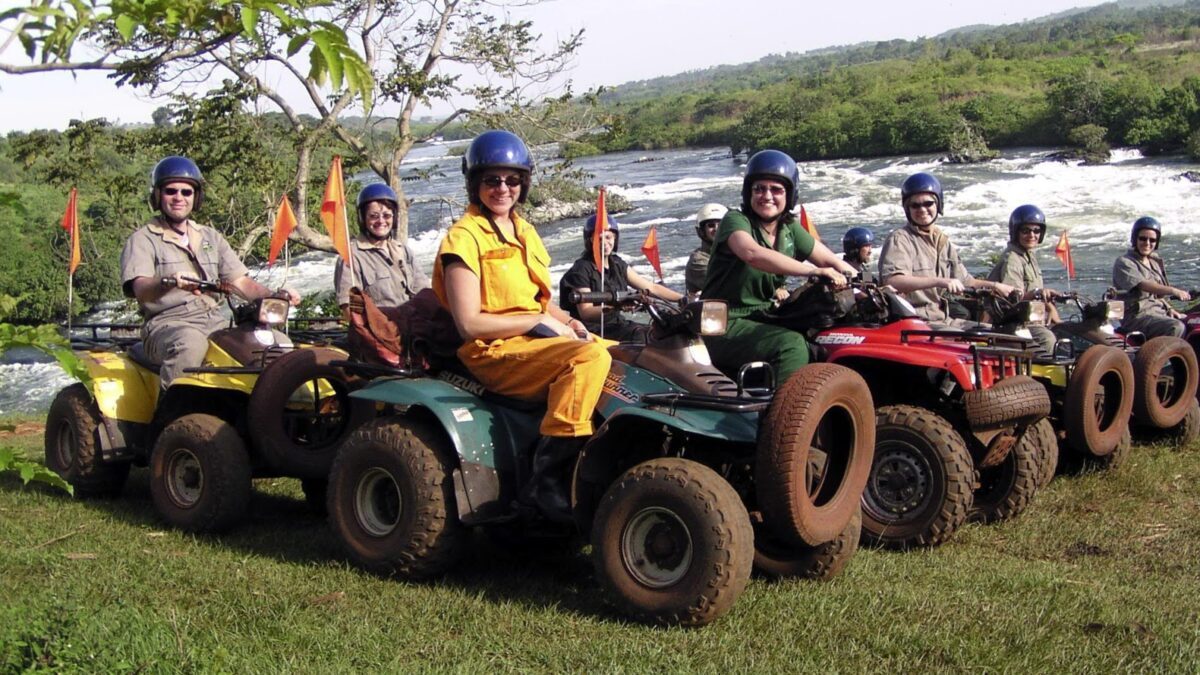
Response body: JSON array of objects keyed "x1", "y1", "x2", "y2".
[{"x1": 350, "y1": 376, "x2": 538, "y2": 469}]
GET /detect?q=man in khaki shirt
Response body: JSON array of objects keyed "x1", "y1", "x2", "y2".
[
  {"x1": 120, "y1": 156, "x2": 300, "y2": 387},
  {"x1": 987, "y1": 205, "x2": 1062, "y2": 354},
  {"x1": 877, "y1": 172, "x2": 1014, "y2": 328},
  {"x1": 334, "y1": 183, "x2": 429, "y2": 310}
]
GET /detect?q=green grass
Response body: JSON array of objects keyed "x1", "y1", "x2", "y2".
[{"x1": 2, "y1": 417, "x2": 1198, "y2": 672}]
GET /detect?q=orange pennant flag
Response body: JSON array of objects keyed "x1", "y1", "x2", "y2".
[
  {"x1": 799, "y1": 204, "x2": 820, "y2": 241},
  {"x1": 641, "y1": 226, "x2": 663, "y2": 281},
  {"x1": 320, "y1": 156, "x2": 352, "y2": 265},
  {"x1": 1054, "y1": 230, "x2": 1075, "y2": 280},
  {"x1": 267, "y1": 194, "x2": 298, "y2": 267},
  {"x1": 61, "y1": 187, "x2": 80, "y2": 275},
  {"x1": 592, "y1": 187, "x2": 608, "y2": 271}
]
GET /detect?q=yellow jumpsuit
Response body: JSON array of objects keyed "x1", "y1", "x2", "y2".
[{"x1": 432, "y1": 206, "x2": 611, "y2": 437}]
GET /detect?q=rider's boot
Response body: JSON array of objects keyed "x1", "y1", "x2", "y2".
[{"x1": 521, "y1": 436, "x2": 588, "y2": 524}]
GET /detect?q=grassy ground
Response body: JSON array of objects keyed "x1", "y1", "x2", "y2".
[{"x1": 2, "y1": 416, "x2": 1198, "y2": 672}]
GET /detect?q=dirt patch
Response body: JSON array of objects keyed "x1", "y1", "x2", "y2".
[
  {"x1": 1065, "y1": 542, "x2": 1109, "y2": 559},
  {"x1": 0, "y1": 421, "x2": 45, "y2": 438}
]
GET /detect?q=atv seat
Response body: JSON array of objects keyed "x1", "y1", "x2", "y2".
[{"x1": 127, "y1": 342, "x2": 162, "y2": 375}]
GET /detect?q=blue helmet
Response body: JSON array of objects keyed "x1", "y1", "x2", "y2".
[
  {"x1": 842, "y1": 227, "x2": 874, "y2": 255},
  {"x1": 149, "y1": 155, "x2": 204, "y2": 210},
  {"x1": 900, "y1": 172, "x2": 943, "y2": 216},
  {"x1": 1131, "y1": 216, "x2": 1162, "y2": 249},
  {"x1": 357, "y1": 183, "x2": 399, "y2": 235},
  {"x1": 583, "y1": 213, "x2": 620, "y2": 255},
  {"x1": 1008, "y1": 204, "x2": 1047, "y2": 244},
  {"x1": 462, "y1": 130, "x2": 534, "y2": 205},
  {"x1": 742, "y1": 149, "x2": 800, "y2": 214}
]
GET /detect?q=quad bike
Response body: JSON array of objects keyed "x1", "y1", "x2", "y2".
[
  {"x1": 761, "y1": 280, "x2": 1052, "y2": 550},
  {"x1": 44, "y1": 277, "x2": 371, "y2": 531},
  {"x1": 1052, "y1": 292, "x2": 1199, "y2": 447},
  {"x1": 983, "y1": 292, "x2": 1134, "y2": 478},
  {"x1": 325, "y1": 291, "x2": 876, "y2": 627}
]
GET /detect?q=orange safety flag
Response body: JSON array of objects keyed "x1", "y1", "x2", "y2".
[
  {"x1": 61, "y1": 187, "x2": 80, "y2": 275},
  {"x1": 799, "y1": 204, "x2": 820, "y2": 241},
  {"x1": 592, "y1": 187, "x2": 608, "y2": 270},
  {"x1": 320, "y1": 155, "x2": 352, "y2": 265},
  {"x1": 641, "y1": 225, "x2": 663, "y2": 280},
  {"x1": 267, "y1": 194, "x2": 298, "y2": 267},
  {"x1": 1054, "y1": 230, "x2": 1075, "y2": 279}
]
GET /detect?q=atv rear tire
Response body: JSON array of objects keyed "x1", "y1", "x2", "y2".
[
  {"x1": 963, "y1": 375, "x2": 1051, "y2": 431},
  {"x1": 44, "y1": 383, "x2": 129, "y2": 498},
  {"x1": 150, "y1": 414, "x2": 252, "y2": 533},
  {"x1": 249, "y1": 347, "x2": 374, "y2": 479},
  {"x1": 1064, "y1": 345, "x2": 1134, "y2": 457},
  {"x1": 753, "y1": 507, "x2": 861, "y2": 581},
  {"x1": 1133, "y1": 336, "x2": 1199, "y2": 428},
  {"x1": 861, "y1": 405, "x2": 973, "y2": 549},
  {"x1": 970, "y1": 423, "x2": 1040, "y2": 525},
  {"x1": 757, "y1": 363, "x2": 874, "y2": 547},
  {"x1": 328, "y1": 417, "x2": 463, "y2": 579},
  {"x1": 1028, "y1": 418, "x2": 1059, "y2": 489},
  {"x1": 592, "y1": 458, "x2": 753, "y2": 627}
]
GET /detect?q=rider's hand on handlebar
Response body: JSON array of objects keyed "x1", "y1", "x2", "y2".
[
  {"x1": 1174, "y1": 288, "x2": 1192, "y2": 302},
  {"x1": 169, "y1": 272, "x2": 203, "y2": 296},
  {"x1": 991, "y1": 282, "x2": 1017, "y2": 299},
  {"x1": 821, "y1": 268, "x2": 848, "y2": 289},
  {"x1": 942, "y1": 278, "x2": 966, "y2": 294}
]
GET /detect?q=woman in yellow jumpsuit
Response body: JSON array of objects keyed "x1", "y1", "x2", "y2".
[{"x1": 432, "y1": 130, "x2": 611, "y2": 522}]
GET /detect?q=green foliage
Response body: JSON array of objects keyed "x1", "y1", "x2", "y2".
[
  {"x1": 559, "y1": 140, "x2": 602, "y2": 160},
  {"x1": 293, "y1": 290, "x2": 340, "y2": 319},
  {"x1": 1068, "y1": 123, "x2": 1112, "y2": 163},
  {"x1": 0, "y1": 445, "x2": 73, "y2": 496},
  {"x1": 1187, "y1": 127, "x2": 1200, "y2": 160}
]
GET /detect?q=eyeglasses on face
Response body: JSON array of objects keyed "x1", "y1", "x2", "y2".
[
  {"x1": 1018, "y1": 226, "x2": 1043, "y2": 236},
  {"x1": 907, "y1": 200, "x2": 937, "y2": 210},
  {"x1": 700, "y1": 220, "x2": 720, "y2": 228},
  {"x1": 482, "y1": 175, "x2": 522, "y2": 189},
  {"x1": 1137, "y1": 235, "x2": 1158, "y2": 243},
  {"x1": 751, "y1": 184, "x2": 786, "y2": 196},
  {"x1": 162, "y1": 187, "x2": 194, "y2": 197},
  {"x1": 366, "y1": 211, "x2": 393, "y2": 222}
]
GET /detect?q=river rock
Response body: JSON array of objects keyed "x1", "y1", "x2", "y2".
[
  {"x1": 526, "y1": 192, "x2": 632, "y2": 224},
  {"x1": 1179, "y1": 171, "x2": 1200, "y2": 183}
]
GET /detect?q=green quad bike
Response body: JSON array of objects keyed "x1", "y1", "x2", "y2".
[
  {"x1": 325, "y1": 291, "x2": 876, "y2": 627},
  {"x1": 44, "y1": 277, "x2": 372, "y2": 532}
]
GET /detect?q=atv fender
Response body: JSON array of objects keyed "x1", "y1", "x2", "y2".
[{"x1": 81, "y1": 351, "x2": 159, "y2": 424}]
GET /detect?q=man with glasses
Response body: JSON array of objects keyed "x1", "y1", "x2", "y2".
[
  {"x1": 1113, "y1": 216, "x2": 1189, "y2": 338},
  {"x1": 878, "y1": 172, "x2": 1015, "y2": 328},
  {"x1": 686, "y1": 203, "x2": 727, "y2": 299},
  {"x1": 120, "y1": 155, "x2": 300, "y2": 387},
  {"x1": 987, "y1": 205, "x2": 1061, "y2": 353}
]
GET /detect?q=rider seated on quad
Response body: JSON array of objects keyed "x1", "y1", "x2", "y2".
[
  {"x1": 986, "y1": 204, "x2": 1063, "y2": 355},
  {"x1": 334, "y1": 183, "x2": 429, "y2": 316},
  {"x1": 877, "y1": 172, "x2": 1015, "y2": 330},
  {"x1": 700, "y1": 149, "x2": 856, "y2": 384},
  {"x1": 559, "y1": 214, "x2": 682, "y2": 343},
  {"x1": 842, "y1": 227, "x2": 875, "y2": 283},
  {"x1": 120, "y1": 155, "x2": 301, "y2": 389},
  {"x1": 1112, "y1": 216, "x2": 1190, "y2": 339},
  {"x1": 433, "y1": 130, "x2": 611, "y2": 523},
  {"x1": 686, "y1": 203, "x2": 727, "y2": 300}
]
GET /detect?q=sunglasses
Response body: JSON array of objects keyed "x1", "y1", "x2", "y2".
[
  {"x1": 482, "y1": 175, "x2": 522, "y2": 189},
  {"x1": 700, "y1": 220, "x2": 721, "y2": 228},
  {"x1": 1018, "y1": 226, "x2": 1043, "y2": 235},
  {"x1": 751, "y1": 184, "x2": 786, "y2": 196},
  {"x1": 1137, "y1": 235, "x2": 1158, "y2": 243},
  {"x1": 907, "y1": 200, "x2": 937, "y2": 210},
  {"x1": 161, "y1": 187, "x2": 194, "y2": 197}
]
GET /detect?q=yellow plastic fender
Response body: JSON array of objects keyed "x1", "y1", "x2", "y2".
[
  {"x1": 170, "y1": 342, "x2": 260, "y2": 394},
  {"x1": 1031, "y1": 362, "x2": 1068, "y2": 389},
  {"x1": 81, "y1": 352, "x2": 159, "y2": 424}
]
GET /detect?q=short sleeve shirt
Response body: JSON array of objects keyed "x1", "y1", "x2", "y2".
[
  {"x1": 878, "y1": 223, "x2": 974, "y2": 322},
  {"x1": 1113, "y1": 249, "x2": 1172, "y2": 318},
  {"x1": 988, "y1": 243, "x2": 1043, "y2": 294},
  {"x1": 119, "y1": 217, "x2": 247, "y2": 320},
  {"x1": 559, "y1": 254, "x2": 632, "y2": 332},
  {"x1": 701, "y1": 209, "x2": 816, "y2": 318},
  {"x1": 335, "y1": 236, "x2": 430, "y2": 307},
  {"x1": 685, "y1": 247, "x2": 711, "y2": 296},
  {"x1": 432, "y1": 205, "x2": 552, "y2": 316}
]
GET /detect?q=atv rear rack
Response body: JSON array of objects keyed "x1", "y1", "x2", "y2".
[
  {"x1": 900, "y1": 328, "x2": 1037, "y2": 385},
  {"x1": 641, "y1": 391, "x2": 772, "y2": 413}
]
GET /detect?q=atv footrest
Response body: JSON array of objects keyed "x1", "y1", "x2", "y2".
[{"x1": 641, "y1": 391, "x2": 771, "y2": 413}]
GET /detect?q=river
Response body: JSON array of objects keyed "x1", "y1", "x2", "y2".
[{"x1": 4, "y1": 144, "x2": 1199, "y2": 415}]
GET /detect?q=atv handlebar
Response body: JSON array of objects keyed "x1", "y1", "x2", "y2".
[{"x1": 161, "y1": 275, "x2": 227, "y2": 293}]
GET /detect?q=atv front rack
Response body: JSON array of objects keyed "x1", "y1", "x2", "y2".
[{"x1": 900, "y1": 328, "x2": 1037, "y2": 385}]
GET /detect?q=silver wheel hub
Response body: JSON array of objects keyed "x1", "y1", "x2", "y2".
[
  {"x1": 355, "y1": 468, "x2": 401, "y2": 537},
  {"x1": 621, "y1": 506, "x2": 693, "y2": 588}
]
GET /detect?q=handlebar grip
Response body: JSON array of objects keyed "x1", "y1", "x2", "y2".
[{"x1": 570, "y1": 290, "x2": 632, "y2": 305}]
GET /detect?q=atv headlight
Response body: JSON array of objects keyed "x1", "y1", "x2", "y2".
[
  {"x1": 258, "y1": 298, "x2": 290, "y2": 325},
  {"x1": 1105, "y1": 300, "x2": 1124, "y2": 322},
  {"x1": 1026, "y1": 301, "x2": 1046, "y2": 325},
  {"x1": 694, "y1": 301, "x2": 728, "y2": 336}
]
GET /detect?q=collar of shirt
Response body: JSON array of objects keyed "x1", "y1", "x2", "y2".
[
  {"x1": 146, "y1": 217, "x2": 200, "y2": 249},
  {"x1": 464, "y1": 204, "x2": 532, "y2": 245}
]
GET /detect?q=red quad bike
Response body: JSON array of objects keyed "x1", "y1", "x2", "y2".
[
  {"x1": 1052, "y1": 292, "x2": 1200, "y2": 447},
  {"x1": 761, "y1": 281, "x2": 1052, "y2": 549}
]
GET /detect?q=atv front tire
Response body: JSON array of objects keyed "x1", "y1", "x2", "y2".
[
  {"x1": 150, "y1": 413, "x2": 251, "y2": 533},
  {"x1": 1133, "y1": 336, "x2": 1199, "y2": 428},
  {"x1": 1064, "y1": 345, "x2": 1134, "y2": 458}
]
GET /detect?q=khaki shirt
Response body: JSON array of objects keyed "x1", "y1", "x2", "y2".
[
  {"x1": 1113, "y1": 249, "x2": 1173, "y2": 319},
  {"x1": 685, "y1": 247, "x2": 710, "y2": 296},
  {"x1": 988, "y1": 243, "x2": 1043, "y2": 294},
  {"x1": 335, "y1": 236, "x2": 429, "y2": 307},
  {"x1": 119, "y1": 217, "x2": 247, "y2": 328},
  {"x1": 878, "y1": 223, "x2": 973, "y2": 323},
  {"x1": 843, "y1": 254, "x2": 874, "y2": 283}
]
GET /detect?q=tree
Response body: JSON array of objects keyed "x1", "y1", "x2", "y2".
[{"x1": 1, "y1": 0, "x2": 583, "y2": 249}]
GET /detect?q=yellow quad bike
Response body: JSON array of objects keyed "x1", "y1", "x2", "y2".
[{"x1": 44, "y1": 277, "x2": 372, "y2": 532}]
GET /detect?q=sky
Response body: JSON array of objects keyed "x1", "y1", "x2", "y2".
[{"x1": 0, "y1": 0, "x2": 1109, "y2": 133}]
